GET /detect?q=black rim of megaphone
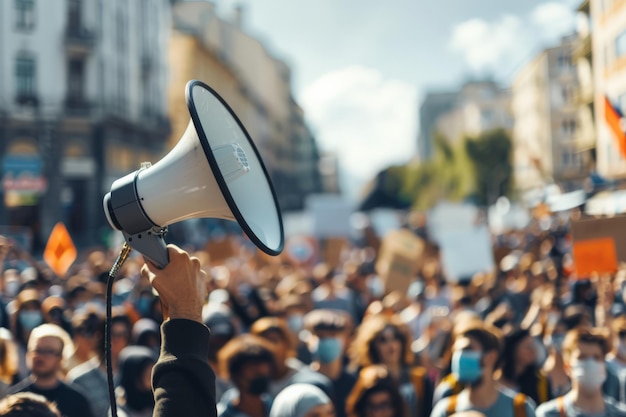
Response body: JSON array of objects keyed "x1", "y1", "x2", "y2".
[{"x1": 186, "y1": 79, "x2": 285, "y2": 256}]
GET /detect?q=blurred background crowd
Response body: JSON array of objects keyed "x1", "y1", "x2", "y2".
[{"x1": 1, "y1": 206, "x2": 626, "y2": 417}]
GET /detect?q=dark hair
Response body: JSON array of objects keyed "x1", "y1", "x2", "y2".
[
  {"x1": 457, "y1": 323, "x2": 502, "y2": 356},
  {"x1": 346, "y1": 365, "x2": 404, "y2": 417},
  {"x1": 218, "y1": 335, "x2": 276, "y2": 382},
  {"x1": 304, "y1": 309, "x2": 351, "y2": 333},
  {"x1": 0, "y1": 393, "x2": 60, "y2": 417},
  {"x1": 500, "y1": 327, "x2": 531, "y2": 381}
]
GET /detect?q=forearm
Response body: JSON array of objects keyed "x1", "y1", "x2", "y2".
[{"x1": 152, "y1": 319, "x2": 216, "y2": 417}]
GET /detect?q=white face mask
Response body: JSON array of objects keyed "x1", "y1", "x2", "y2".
[{"x1": 571, "y1": 359, "x2": 606, "y2": 391}]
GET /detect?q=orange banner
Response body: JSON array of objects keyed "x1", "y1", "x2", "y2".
[
  {"x1": 43, "y1": 223, "x2": 77, "y2": 278},
  {"x1": 572, "y1": 237, "x2": 618, "y2": 278}
]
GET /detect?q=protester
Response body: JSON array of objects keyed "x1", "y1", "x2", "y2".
[
  {"x1": 216, "y1": 334, "x2": 275, "y2": 417},
  {"x1": 115, "y1": 346, "x2": 157, "y2": 417},
  {"x1": 345, "y1": 365, "x2": 405, "y2": 417},
  {"x1": 302, "y1": 309, "x2": 357, "y2": 417},
  {"x1": 204, "y1": 304, "x2": 237, "y2": 401},
  {"x1": 269, "y1": 383, "x2": 334, "y2": 417},
  {"x1": 0, "y1": 392, "x2": 61, "y2": 417},
  {"x1": 541, "y1": 318, "x2": 570, "y2": 398},
  {"x1": 350, "y1": 314, "x2": 433, "y2": 417},
  {"x1": 535, "y1": 327, "x2": 626, "y2": 416},
  {"x1": 8, "y1": 324, "x2": 93, "y2": 417},
  {"x1": 10, "y1": 289, "x2": 44, "y2": 379},
  {"x1": 430, "y1": 322, "x2": 536, "y2": 417}
]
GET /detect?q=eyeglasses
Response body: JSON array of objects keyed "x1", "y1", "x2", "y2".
[{"x1": 31, "y1": 348, "x2": 62, "y2": 357}]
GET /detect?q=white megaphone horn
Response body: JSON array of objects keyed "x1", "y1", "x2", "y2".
[{"x1": 102, "y1": 80, "x2": 284, "y2": 267}]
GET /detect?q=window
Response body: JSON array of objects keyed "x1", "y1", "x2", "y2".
[
  {"x1": 67, "y1": 59, "x2": 84, "y2": 102},
  {"x1": 615, "y1": 30, "x2": 626, "y2": 59},
  {"x1": 562, "y1": 150, "x2": 571, "y2": 166},
  {"x1": 116, "y1": 9, "x2": 126, "y2": 52},
  {"x1": 68, "y1": 0, "x2": 82, "y2": 30},
  {"x1": 15, "y1": 0, "x2": 35, "y2": 30},
  {"x1": 557, "y1": 54, "x2": 573, "y2": 73},
  {"x1": 15, "y1": 56, "x2": 36, "y2": 98}
]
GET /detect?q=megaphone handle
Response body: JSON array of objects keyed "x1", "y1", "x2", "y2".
[{"x1": 122, "y1": 230, "x2": 170, "y2": 269}]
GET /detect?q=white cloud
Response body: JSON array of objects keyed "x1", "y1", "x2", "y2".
[
  {"x1": 449, "y1": 1, "x2": 577, "y2": 75},
  {"x1": 300, "y1": 66, "x2": 417, "y2": 197}
]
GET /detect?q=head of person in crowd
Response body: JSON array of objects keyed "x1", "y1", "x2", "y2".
[
  {"x1": 346, "y1": 365, "x2": 405, "y2": 417},
  {"x1": 12, "y1": 289, "x2": 43, "y2": 347},
  {"x1": 117, "y1": 346, "x2": 157, "y2": 415},
  {"x1": 109, "y1": 309, "x2": 132, "y2": 371},
  {"x1": 281, "y1": 294, "x2": 309, "y2": 336},
  {"x1": 131, "y1": 318, "x2": 160, "y2": 353},
  {"x1": 0, "y1": 392, "x2": 61, "y2": 417},
  {"x1": 562, "y1": 327, "x2": 610, "y2": 395},
  {"x1": 41, "y1": 296, "x2": 71, "y2": 336},
  {"x1": 269, "y1": 383, "x2": 334, "y2": 417},
  {"x1": 134, "y1": 288, "x2": 156, "y2": 319},
  {"x1": 449, "y1": 322, "x2": 502, "y2": 388},
  {"x1": 304, "y1": 309, "x2": 352, "y2": 368},
  {"x1": 499, "y1": 327, "x2": 537, "y2": 386},
  {"x1": 218, "y1": 335, "x2": 276, "y2": 411},
  {"x1": 203, "y1": 304, "x2": 236, "y2": 369},
  {"x1": 350, "y1": 314, "x2": 412, "y2": 372},
  {"x1": 69, "y1": 308, "x2": 103, "y2": 367},
  {"x1": 0, "y1": 329, "x2": 18, "y2": 385},
  {"x1": 64, "y1": 275, "x2": 92, "y2": 312},
  {"x1": 26, "y1": 324, "x2": 73, "y2": 383},
  {"x1": 251, "y1": 317, "x2": 297, "y2": 381},
  {"x1": 562, "y1": 304, "x2": 592, "y2": 330},
  {"x1": 2, "y1": 269, "x2": 22, "y2": 300}
]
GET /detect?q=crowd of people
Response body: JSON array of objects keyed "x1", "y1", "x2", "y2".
[{"x1": 0, "y1": 210, "x2": 625, "y2": 417}]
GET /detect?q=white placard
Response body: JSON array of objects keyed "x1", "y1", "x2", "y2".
[
  {"x1": 439, "y1": 225, "x2": 495, "y2": 282},
  {"x1": 306, "y1": 194, "x2": 354, "y2": 238}
]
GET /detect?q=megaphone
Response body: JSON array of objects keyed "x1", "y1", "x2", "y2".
[{"x1": 103, "y1": 80, "x2": 284, "y2": 267}]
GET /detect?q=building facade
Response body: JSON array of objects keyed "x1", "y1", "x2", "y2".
[
  {"x1": 417, "y1": 91, "x2": 457, "y2": 161},
  {"x1": 0, "y1": 0, "x2": 171, "y2": 251},
  {"x1": 512, "y1": 36, "x2": 583, "y2": 196},
  {"x1": 591, "y1": 0, "x2": 626, "y2": 178},
  {"x1": 435, "y1": 80, "x2": 512, "y2": 145},
  {"x1": 169, "y1": 1, "x2": 324, "y2": 212}
]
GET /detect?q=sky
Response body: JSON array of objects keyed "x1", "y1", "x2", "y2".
[{"x1": 217, "y1": 0, "x2": 581, "y2": 199}]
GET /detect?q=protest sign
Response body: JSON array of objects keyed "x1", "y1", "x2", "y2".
[
  {"x1": 43, "y1": 223, "x2": 77, "y2": 278},
  {"x1": 438, "y1": 225, "x2": 495, "y2": 282},
  {"x1": 571, "y1": 215, "x2": 626, "y2": 277},
  {"x1": 375, "y1": 229, "x2": 425, "y2": 294},
  {"x1": 306, "y1": 195, "x2": 354, "y2": 238},
  {"x1": 572, "y1": 237, "x2": 618, "y2": 277}
]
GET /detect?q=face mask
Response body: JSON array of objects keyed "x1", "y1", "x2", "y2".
[
  {"x1": 571, "y1": 359, "x2": 606, "y2": 391},
  {"x1": 19, "y1": 311, "x2": 42, "y2": 331},
  {"x1": 314, "y1": 337, "x2": 343, "y2": 364},
  {"x1": 452, "y1": 350, "x2": 483, "y2": 383},
  {"x1": 286, "y1": 314, "x2": 304, "y2": 333},
  {"x1": 136, "y1": 297, "x2": 152, "y2": 317},
  {"x1": 247, "y1": 375, "x2": 270, "y2": 395},
  {"x1": 368, "y1": 276, "x2": 385, "y2": 298}
]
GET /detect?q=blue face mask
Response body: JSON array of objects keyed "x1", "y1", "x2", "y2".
[
  {"x1": 19, "y1": 311, "x2": 42, "y2": 332},
  {"x1": 314, "y1": 337, "x2": 343, "y2": 364},
  {"x1": 287, "y1": 314, "x2": 304, "y2": 333},
  {"x1": 136, "y1": 297, "x2": 152, "y2": 317},
  {"x1": 452, "y1": 350, "x2": 483, "y2": 383},
  {"x1": 550, "y1": 334, "x2": 565, "y2": 352}
]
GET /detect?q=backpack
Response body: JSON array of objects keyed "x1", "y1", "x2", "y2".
[{"x1": 445, "y1": 392, "x2": 527, "y2": 417}]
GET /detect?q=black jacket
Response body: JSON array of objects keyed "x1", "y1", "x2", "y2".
[{"x1": 152, "y1": 319, "x2": 216, "y2": 417}]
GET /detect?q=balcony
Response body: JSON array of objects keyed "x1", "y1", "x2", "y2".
[
  {"x1": 65, "y1": 26, "x2": 94, "y2": 56},
  {"x1": 573, "y1": 34, "x2": 592, "y2": 60}
]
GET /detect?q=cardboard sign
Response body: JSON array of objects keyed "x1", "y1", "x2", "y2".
[
  {"x1": 43, "y1": 223, "x2": 77, "y2": 278},
  {"x1": 571, "y1": 215, "x2": 626, "y2": 273},
  {"x1": 439, "y1": 225, "x2": 495, "y2": 282},
  {"x1": 375, "y1": 229, "x2": 425, "y2": 294},
  {"x1": 572, "y1": 237, "x2": 618, "y2": 277},
  {"x1": 205, "y1": 236, "x2": 236, "y2": 265},
  {"x1": 323, "y1": 237, "x2": 349, "y2": 268}
]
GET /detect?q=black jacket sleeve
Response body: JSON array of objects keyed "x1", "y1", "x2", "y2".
[{"x1": 152, "y1": 319, "x2": 216, "y2": 417}]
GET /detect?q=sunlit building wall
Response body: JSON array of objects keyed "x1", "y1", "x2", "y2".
[
  {"x1": 169, "y1": 1, "x2": 324, "y2": 211},
  {"x1": 591, "y1": 0, "x2": 626, "y2": 178},
  {"x1": 512, "y1": 36, "x2": 582, "y2": 196}
]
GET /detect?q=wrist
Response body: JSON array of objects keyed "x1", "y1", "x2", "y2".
[{"x1": 167, "y1": 308, "x2": 203, "y2": 323}]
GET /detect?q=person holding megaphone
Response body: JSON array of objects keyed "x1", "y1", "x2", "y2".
[{"x1": 140, "y1": 244, "x2": 217, "y2": 417}]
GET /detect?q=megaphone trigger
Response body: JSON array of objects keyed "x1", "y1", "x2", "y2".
[{"x1": 122, "y1": 227, "x2": 170, "y2": 269}]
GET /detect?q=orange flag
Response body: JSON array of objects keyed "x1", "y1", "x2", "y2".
[
  {"x1": 604, "y1": 96, "x2": 626, "y2": 159},
  {"x1": 43, "y1": 223, "x2": 77, "y2": 278}
]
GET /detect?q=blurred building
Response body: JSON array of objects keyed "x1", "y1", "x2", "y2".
[
  {"x1": 434, "y1": 80, "x2": 512, "y2": 144},
  {"x1": 590, "y1": 0, "x2": 626, "y2": 178},
  {"x1": 0, "y1": 0, "x2": 171, "y2": 250},
  {"x1": 168, "y1": 1, "x2": 325, "y2": 212},
  {"x1": 573, "y1": 0, "x2": 596, "y2": 171},
  {"x1": 417, "y1": 91, "x2": 457, "y2": 161},
  {"x1": 512, "y1": 35, "x2": 583, "y2": 196}
]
